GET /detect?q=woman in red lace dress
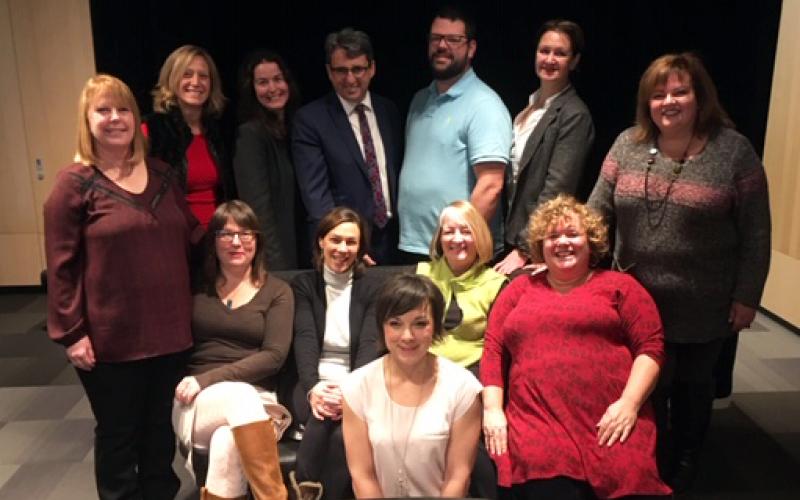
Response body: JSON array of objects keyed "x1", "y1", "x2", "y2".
[{"x1": 480, "y1": 195, "x2": 671, "y2": 499}]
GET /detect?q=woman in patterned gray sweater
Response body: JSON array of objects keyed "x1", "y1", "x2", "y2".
[{"x1": 588, "y1": 52, "x2": 770, "y2": 493}]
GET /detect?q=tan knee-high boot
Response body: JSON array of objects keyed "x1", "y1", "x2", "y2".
[
  {"x1": 231, "y1": 420, "x2": 288, "y2": 500},
  {"x1": 200, "y1": 486, "x2": 246, "y2": 500}
]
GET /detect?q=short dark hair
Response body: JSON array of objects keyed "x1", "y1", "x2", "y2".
[
  {"x1": 432, "y1": 4, "x2": 476, "y2": 40},
  {"x1": 312, "y1": 206, "x2": 370, "y2": 274},
  {"x1": 375, "y1": 274, "x2": 445, "y2": 354},
  {"x1": 237, "y1": 49, "x2": 301, "y2": 140},
  {"x1": 204, "y1": 200, "x2": 268, "y2": 288},
  {"x1": 324, "y1": 27, "x2": 374, "y2": 64},
  {"x1": 537, "y1": 19, "x2": 585, "y2": 59}
]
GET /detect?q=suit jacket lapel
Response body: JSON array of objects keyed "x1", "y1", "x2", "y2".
[
  {"x1": 327, "y1": 93, "x2": 369, "y2": 176},
  {"x1": 372, "y1": 98, "x2": 397, "y2": 208},
  {"x1": 348, "y1": 277, "x2": 365, "y2": 369}
]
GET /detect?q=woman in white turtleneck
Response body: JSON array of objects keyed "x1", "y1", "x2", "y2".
[{"x1": 289, "y1": 207, "x2": 382, "y2": 500}]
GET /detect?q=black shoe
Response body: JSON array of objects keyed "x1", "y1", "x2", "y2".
[{"x1": 669, "y1": 454, "x2": 698, "y2": 493}]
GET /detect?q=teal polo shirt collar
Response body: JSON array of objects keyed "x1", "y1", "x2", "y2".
[{"x1": 427, "y1": 67, "x2": 477, "y2": 100}]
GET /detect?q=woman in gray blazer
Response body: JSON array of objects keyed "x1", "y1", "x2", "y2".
[{"x1": 494, "y1": 20, "x2": 595, "y2": 275}]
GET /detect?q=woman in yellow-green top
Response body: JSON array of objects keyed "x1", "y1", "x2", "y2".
[{"x1": 417, "y1": 199, "x2": 506, "y2": 499}]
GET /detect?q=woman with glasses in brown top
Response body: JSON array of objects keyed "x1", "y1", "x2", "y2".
[{"x1": 173, "y1": 200, "x2": 293, "y2": 500}]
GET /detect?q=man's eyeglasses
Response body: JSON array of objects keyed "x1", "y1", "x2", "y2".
[
  {"x1": 428, "y1": 34, "x2": 469, "y2": 46},
  {"x1": 215, "y1": 230, "x2": 258, "y2": 243},
  {"x1": 329, "y1": 64, "x2": 371, "y2": 78}
]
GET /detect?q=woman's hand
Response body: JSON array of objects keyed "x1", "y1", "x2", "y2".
[
  {"x1": 493, "y1": 249, "x2": 527, "y2": 275},
  {"x1": 483, "y1": 407, "x2": 508, "y2": 455},
  {"x1": 309, "y1": 381, "x2": 343, "y2": 421},
  {"x1": 596, "y1": 397, "x2": 639, "y2": 447},
  {"x1": 175, "y1": 376, "x2": 201, "y2": 405},
  {"x1": 729, "y1": 301, "x2": 756, "y2": 332},
  {"x1": 66, "y1": 336, "x2": 96, "y2": 371}
]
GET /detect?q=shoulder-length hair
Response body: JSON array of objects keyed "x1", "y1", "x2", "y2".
[
  {"x1": 527, "y1": 194, "x2": 609, "y2": 267},
  {"x1": 237, "y1": 49, "x2": 301, "y2": 140},
  {"x1": 75, "y1": 74, "x2": 146, "y2": 167},
  {"x1": 204, "y1": 200, "x2": 267, "y2": 288},
  {"x1": 313, "y1": 206, "x2": 369, "y2": 275},
  {"x1": 151, "y1": 44, "x2": 226, "y2": 117},
  {"x1": 634, "y1": 52, "x2": 733, "y2": 143},
  {"x1": 374, "y1": 273, "x2": 445, "y2": 355},
  {"x1": 429, "y1": 200, "x2": 493, "y2": 267}
]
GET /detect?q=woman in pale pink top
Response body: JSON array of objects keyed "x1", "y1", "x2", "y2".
[{"x1": 342, "y1": 274, "x2": 482, "y2": 498}]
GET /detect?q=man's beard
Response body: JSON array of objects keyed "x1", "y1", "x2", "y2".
[{"x1": 430, "y1": 51, "x2": 468, "y2": 81}]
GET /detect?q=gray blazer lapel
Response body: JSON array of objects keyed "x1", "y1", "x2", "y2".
[
  {"x1": 517, "y1": 110, "x2": 556, "y2": 173},
  {"x1": 517, "y1": 86, "x2": 576, "y2": 175}
]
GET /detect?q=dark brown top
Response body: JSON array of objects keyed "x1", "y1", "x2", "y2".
[
  {"x1": 44, "y1": 159, "x2": 203, "y2": 362},
  {"x1": 188, "y1": 275, "x2": 294, "y2": 392}
]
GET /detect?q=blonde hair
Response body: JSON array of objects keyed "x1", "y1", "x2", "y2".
[
  {"x1": 527, "y1": 194, "x2": 609, "y2": 266},
  {"x1": 429, "y1": 200, "x2": 494, "y2": 267},
  {"x1": 151, "y1": 45, "x2": 226, "y2": 116},
  {"x1": 75, "y1": 74, "x2": 146, "y2": 167}
]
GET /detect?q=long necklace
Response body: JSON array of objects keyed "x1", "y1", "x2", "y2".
[
  {"x1": 386, "y1": 355, "x2": 430, "y2": 497},
  {"x1": 644, "y1": 132, "x2": 694, "y2": 228}
]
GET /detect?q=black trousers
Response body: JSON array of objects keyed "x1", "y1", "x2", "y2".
[
  {"x1": 295, "y1": 414, "x2": 352, "y2": 500},
  {"x1": 512, "y1": 476, "x2": 670, "y2": 499},
  {"x1": 77, "y1": 351, "x2": 186, "y2": 500},
  {"x1": 653, "y1": 338, "x2": 726, "y2": 474}
]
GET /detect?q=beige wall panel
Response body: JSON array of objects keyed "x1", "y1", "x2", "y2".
[
  {"x1": 0, "y1": 0, "x2": 39, "y2": 235},
  {"x1": 762, "y1": 0, "x2": 800, "y2": 327},
  {"x1": 762, "y1": 251, "x2": 800, "y2": 327},
  {"x1": 5, "y1": 0, "x2": 95, "y2": 283},
  {"x1": 0, "y1": 234, "x2": 44, "y2": 285}
]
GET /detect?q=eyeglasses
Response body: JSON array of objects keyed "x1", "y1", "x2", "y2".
[
  {"x1": 215, "y1": 230, "x2": 258, "y2": 243},
  {"x1": 428, "y1": 34, "x2": 469, "y2": 46},
  {"x1": 329, "y1": 64, "x2": 371, "y2": 78}
]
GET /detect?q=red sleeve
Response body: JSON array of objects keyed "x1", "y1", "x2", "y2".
[
  {"x1": 44, "y1": 167, "x2": 88, "y2": 347},
  {"x1": 617, "y1": 273, "x2": 665, "y2": 366},
  {"x1": 480, "y1": 275, "x2": 526, "y2": 388}
]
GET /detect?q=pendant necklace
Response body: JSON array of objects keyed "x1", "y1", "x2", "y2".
[
  {"x1": 387, "y1": 356, "x2": 429, "y2": 497},
  {"x1": 644, "y1": 132, "x2": 694, "y2": 228}
]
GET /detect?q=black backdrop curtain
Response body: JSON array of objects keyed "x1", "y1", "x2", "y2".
[{"x1": 90, "y1": 0, "x2": 782, "y2": 198}]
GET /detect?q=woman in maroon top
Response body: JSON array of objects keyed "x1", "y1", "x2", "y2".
[
  {"x1": 44, "y1": 75, "x2": 202, "y2": 499},
  {"x1": 481, "y1": 195, "x2": 670, "y2": 499},
  {"x1": 144, "y1": 44, "x2": 235, "y2": 228}
]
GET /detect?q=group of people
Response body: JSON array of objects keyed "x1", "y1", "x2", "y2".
[{"x1": 43, "y1": 3, "x2": 771, "y2": 500}]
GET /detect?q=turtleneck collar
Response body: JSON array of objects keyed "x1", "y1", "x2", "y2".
[{"x1": 323, "y1": 264, "x2": 354, "y2": 289}]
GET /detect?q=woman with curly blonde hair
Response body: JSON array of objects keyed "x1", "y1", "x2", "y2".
[{"x1": 481, "y1": 195, "x2": 671, "y2": 498}]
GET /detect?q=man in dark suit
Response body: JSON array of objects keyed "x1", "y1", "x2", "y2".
[{"x1": 292, "y1": 28, "x2": 403, "y2": 265}]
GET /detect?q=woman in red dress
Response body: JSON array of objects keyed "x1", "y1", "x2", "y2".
[{"x1": 480, "y1": 195, "x2": 671, "y2": 499}]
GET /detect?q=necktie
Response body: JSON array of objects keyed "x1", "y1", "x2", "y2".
[{"x1": 355, "y1": 104, "x2": 388, "y2": 228}]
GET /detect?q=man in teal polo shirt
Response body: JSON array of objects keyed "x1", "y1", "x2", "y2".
[{"x1": 397, "y1": 5, "x2": 512, "y2": 262}]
